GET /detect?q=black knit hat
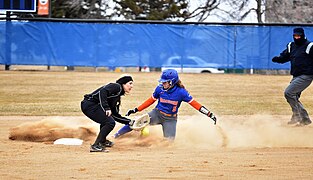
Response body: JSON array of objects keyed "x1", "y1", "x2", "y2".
[
  {"x1": 293, "y1": 27, "x2": 306, "y2": 45},
  {"x1": 116, "y1": 75, "x2": 133, "y2": 85},
  {"x1": 293, "y1": 28, "x2": 305, "y2": 36}
]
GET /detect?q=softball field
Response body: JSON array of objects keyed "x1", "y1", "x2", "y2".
[{"x1": 1, "y1": 70, "x2": 313, "y2": 179}]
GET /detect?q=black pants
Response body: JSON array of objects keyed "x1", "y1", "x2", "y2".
[{"x1": 81, "y1": 100, "x2": 115, "y2": 145}]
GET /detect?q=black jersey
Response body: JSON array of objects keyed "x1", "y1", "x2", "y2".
[{"x1": 83, "y1": 83, "x2": 131, "y2": 125}]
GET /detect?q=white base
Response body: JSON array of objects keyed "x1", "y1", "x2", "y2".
[{"x1": 53, "y1": 138, "x2": 83, "y2": 145}]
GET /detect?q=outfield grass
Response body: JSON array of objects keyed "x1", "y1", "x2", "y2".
[{"x1": 1, "y1": 70, "x2": 313, "y2": 116}]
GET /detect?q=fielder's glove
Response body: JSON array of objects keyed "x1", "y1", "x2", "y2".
[
  {"x1": 126, "y1": 108, "x2": 138, "y2": 116},
  {"x1": 129, "y1": 114, "x2": 150, "y2": 130}
]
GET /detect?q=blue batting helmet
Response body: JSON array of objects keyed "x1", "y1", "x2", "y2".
[{"x1": 159, "y1": 69, "x2": 179, "y2": 86}]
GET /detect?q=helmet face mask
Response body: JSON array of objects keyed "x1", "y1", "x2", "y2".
[{"x1": 158, "y1": 79, "x2": 172, "y2": 90}]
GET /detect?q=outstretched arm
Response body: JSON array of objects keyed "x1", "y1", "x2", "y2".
[
  {"x1": 272, "y1": 43, "x2": 292, "y2": 64},
  {"x1": 137, "y1": 96, "x2": 156, "y2": 111},
  {"x1": 189, "y1": 99, "x2": 217, "y2": 124},
  {"x1": 126, "y1": 96, "x2": 156, "y2": 116}
]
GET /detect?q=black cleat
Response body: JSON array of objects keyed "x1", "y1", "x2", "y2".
[
  {"x1": 104, "y1": 140, "x2": 114, "y2": 147},
  {"x1": 299, "y1": 120, "x2": 312, "y2": 126},
  {"x1": 90, "y1": 144, "x2": 109, "y2": 153}
]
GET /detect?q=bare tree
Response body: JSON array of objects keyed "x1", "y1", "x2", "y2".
[
  {"x1": 191, "y1": 0, "x2": 313, "y2": 23},
  {"x1": 213, "y1": 0, "x2": 265, "y2": 23},
  {"x1": 184, "y1": 0, "x2": 221, "y2": 22}
]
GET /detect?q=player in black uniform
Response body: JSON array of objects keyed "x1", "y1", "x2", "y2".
[{"x1": 81, "y1": 75, "x2": 134, "y2": 152}]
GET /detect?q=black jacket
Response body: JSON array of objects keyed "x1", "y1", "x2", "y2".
[
  {"x1": 83, "y1": 83, "x2": 131, "y2": 124},
  {"x1": 275, "y1": 40, "x2": 313, "y2": 77}
]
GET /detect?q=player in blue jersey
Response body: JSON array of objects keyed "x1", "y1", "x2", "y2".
[{"x1": 114, "y1": 69, "x2": 217, "y2": 140}]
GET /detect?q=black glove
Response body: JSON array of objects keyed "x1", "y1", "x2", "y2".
[
  {"x1": 272, "y1": 56, "x2": 280, "y2": 63},
  {"x1": 125, "y1": 108, "x2": 138, "y2": 116},
  {"x1": 199, "y1": 106, "x2": 217, "y2": 125},
  {"x1": 208, "y1": 112, "x2": 217, "y2": 125}
]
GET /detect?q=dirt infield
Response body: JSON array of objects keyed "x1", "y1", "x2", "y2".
[
  {"x1": 1, "y1": 71, "x2": 313, "y2": 179},
  {"x1": 1, "y1": 115, "x2": 313, "y2": 179}
]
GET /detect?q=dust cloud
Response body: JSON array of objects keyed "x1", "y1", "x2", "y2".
[
  {"x1": 175, "y1": 114, "x2": 313, "y2": 149},
  {"x1": 9, "y1": 117, "x2": 97, "y2": 142},
  {"x1": 8, "y1": 115, "x2": 313, "y2": 149}
]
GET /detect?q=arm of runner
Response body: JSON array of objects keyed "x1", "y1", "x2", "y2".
[
  {"x1": 137, "y1": 96, "x2": 156, "y2": 111},
  {"x1": 126, "y1": 96, "x2": 157, "y2": 116},
  {"x1": 189, "y1": 99, "x2": 217, "y2": 124}
]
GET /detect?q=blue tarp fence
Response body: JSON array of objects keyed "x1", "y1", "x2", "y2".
[{"x1": 1, "y1": 20, "x2": 313, "y2": 69}]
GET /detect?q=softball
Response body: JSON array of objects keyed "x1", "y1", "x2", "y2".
[{"x1": 140, "y1": 127, "x2": 150, "y2": 137}]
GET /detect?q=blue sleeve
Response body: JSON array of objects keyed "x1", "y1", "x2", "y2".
[
  {"x1": 181, "y1": 89, "x2": 193, "y2": 102},
  {"x1": 152, "y1": 86, "x2": 161, "y2": 99}
]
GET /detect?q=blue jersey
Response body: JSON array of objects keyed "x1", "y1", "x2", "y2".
[{"x1": 152, "y1": 85, "x2": 193, "y2": 114}]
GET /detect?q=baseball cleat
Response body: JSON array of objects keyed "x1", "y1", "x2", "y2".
[
  {"x1": 103, "y1": 140, "x2": 114, "y2": 147},
  {"x1": 299, "y1": 120, "x2": 312, "y2": 126},
  {"x1": 90, "y1": 144, "x2": 109, "y2": 153}
]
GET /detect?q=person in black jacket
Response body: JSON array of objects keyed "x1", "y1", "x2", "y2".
[
  {"x1": 81, "y1": 75, "x2": 134, "y2": 152},
  {"x1": 272, "y1": 27, "x2": 313, "y2": 126}
]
